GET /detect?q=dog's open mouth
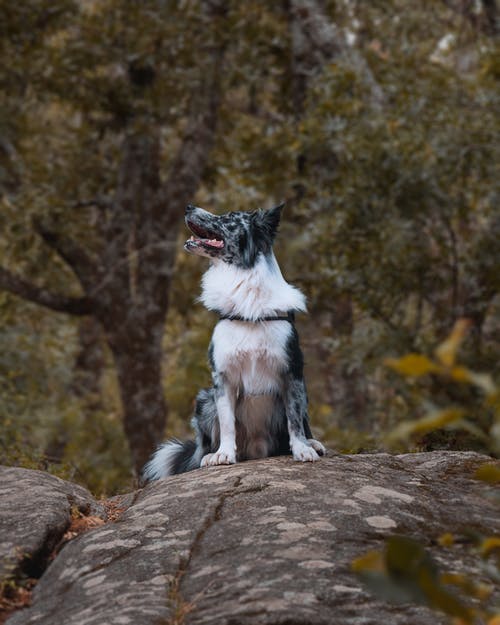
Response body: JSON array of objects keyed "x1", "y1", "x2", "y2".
[{"x1": 185, "y1": 221, "x2": 224, "y2": 250}]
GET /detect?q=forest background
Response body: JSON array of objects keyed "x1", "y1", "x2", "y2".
[{"x1": 0, "y1": 0, "x2": 498, "y2": 495}]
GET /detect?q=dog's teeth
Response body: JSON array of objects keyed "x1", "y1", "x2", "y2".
[{"x1": 205, "y1": 238, "x2": 224, "y2": 248}]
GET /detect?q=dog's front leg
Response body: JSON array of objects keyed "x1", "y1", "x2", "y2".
[
  {"x1": 201, "y1": 375, "x2": 237, "y2": 467},
  {"x1": 284, "y1": 377, "x2": 322, "y2": 462}
]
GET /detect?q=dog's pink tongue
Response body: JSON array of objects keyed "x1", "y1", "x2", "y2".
[{"x1": 206, "y1": 239, "x2": 224, "y2": 248}]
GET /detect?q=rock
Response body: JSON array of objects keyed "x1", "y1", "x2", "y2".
[
  {"x1": 3, "y1": 451, "x2": 499, "y2": 625},
  {"x1": 0, "y1": 467, "x2": 105, "y2": 585}
]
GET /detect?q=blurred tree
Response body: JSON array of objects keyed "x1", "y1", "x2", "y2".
[
  {"x1": 289, "y1": 0, "x2": 500, "y2": 436},
  {"x1": 285, "y1": 0, "x2": 385, "y2": 429},
  {"x1": 0, "y1": 0, "x2": 228, "y2": 473},
  {"x1": 0, "y1": 0, "x2": 498, "y2": 489},
  {"x1": 206, "y1": 0, "x2": 499, "y2": 439}
]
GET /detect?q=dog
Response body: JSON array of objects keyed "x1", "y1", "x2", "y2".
[{"x1": 143, "y1": 203, "x2": 325, "y2": 480}]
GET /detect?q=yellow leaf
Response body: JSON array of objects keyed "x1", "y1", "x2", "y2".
[
  {"x1": 474, "y1": 463, "x2": 500, "y2": 484},
  {"x1": 389, "y1": 408, "x2": 465, "y2": 441},
  {"x1": 476, "y1": 584, "x2": 494, "y2": 601},
  {"x1": 440, "y1": 572, "x2": 467, "y2": 585},
  {"x1": 480, "y1": 537, "x2": 500, "y2": 557},
  {"x1": 438, "y1": 533, "x2": 455, "y2": 547},
  {"x1": 351, "y1": 550, "x2": 385, "y2": 573},
  {"x1": 467, "y1": 372, "x2": 497, "y2": 396},
  {"x1": 440, "y1": 572, "x2": 493, "y2": 600},
  {"x1": 385, "y1": 354, "x2": 439, "y2": 377},
  {"x1": 450, "y1": 367, "x2": 497, "y2": 395},
  {"x1": 435, "y1": 319, "x2": 471, "y2": 367},
  {"x1": 449, "y1": 366, "x2": 472, "y2": 383},
  {"x1": 488, "y1": 616, "x2": 500, "y2": 625}
]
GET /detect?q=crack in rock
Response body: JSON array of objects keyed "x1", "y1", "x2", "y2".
[
  {"x1": 167, "y1": 474, "x2": 268, "y2": 623},
  {"x1": 175, "y1": 476, "x2": 243, "y2": 579},
  {"x1": 4, "y1": 453, "x2": 498, "y2": 625}
]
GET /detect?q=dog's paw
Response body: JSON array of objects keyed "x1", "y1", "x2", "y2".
[
  {"x1": 292, "y1": 440, "x2": 320, "y2": 462},
  {"x1": 200, "y1": 453, "x2": 214, "y2": 467},
  {"x1": 308, "y1": 438, "x2": 326, "y2": 456},
  {"x1": 201, "y1": 449, "x2": 236, "y2": 467}
]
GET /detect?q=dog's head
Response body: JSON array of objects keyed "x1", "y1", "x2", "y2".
[{"x1": 184, "y1": 203, "x2": 284, "y2": 268}]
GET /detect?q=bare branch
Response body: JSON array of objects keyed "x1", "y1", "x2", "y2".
[
  {"x1": 126, "y1": 2, "x2": 229, "y2": 311},
  {"x1": 96, "y1": 135, "x2": 147, "y2": 300},
  {"x1": 34, "y1": 220, "x2": 99, "y2": 291},
  {"x1": 0, "y1": 266, "x2": 93, "y2": 315}
]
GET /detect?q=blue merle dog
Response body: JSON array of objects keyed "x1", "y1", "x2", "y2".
[{"x1": 143, "y1": 203, "x2": 325, "y2": 479}]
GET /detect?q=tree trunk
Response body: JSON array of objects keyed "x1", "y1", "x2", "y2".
[
  {"x1": 71, "y1": 317, "x2": 104, "y2": 404},
  {"x1": 109, "y1": 325, "x2": 167, "y2": 474},
  {"x1": 0, "y1": 1, "x2": 228, "y2": 477},
  {"x1": 45, "y1": 317, "x2": 104, "y2": 466}
]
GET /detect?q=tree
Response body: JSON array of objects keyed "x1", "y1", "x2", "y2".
[
  {"x1": 204, "y1": 0, "x2": 499, "y2": 437},
  {"x1": 0, "y1": 0, "x2": 228, "y2": 473},
  {"x1": 287, "y1": 1, "x2": 500, "y2": 435},
  {"x1": 1, "y1": 1, "x2": 498, "y2": 487}
]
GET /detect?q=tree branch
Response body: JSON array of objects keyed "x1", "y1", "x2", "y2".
[
  {"x1": 114, "y1": 1, "x2": 229, "y2": 316},
  {"x1": 0, "y1": 266, "x2": 93, "y2": 315},
  {"x1": 99, "y1": 134, "x2": 152, "y2": 299},
  {"x1": 34, "y1": 220, "x2": 99, "y2": 292}
]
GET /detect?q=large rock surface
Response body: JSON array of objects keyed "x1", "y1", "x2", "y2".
[
  {"x1": 3, "y1": 451, "x2": 499, "y2": 625},
  {"x1": 0, "y1": 466, "x2": 104, "y2": 583}
]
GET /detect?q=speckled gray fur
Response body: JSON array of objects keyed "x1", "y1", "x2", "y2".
[{"x1": 144, "y1": 204, "x2": 324, "y2": 479}]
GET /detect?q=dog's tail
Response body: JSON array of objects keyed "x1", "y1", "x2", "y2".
[{"x1": 142, "y1": 439, "x2": 201, "y2": 481}]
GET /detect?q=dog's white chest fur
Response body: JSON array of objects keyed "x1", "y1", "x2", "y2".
[
  {"x1": 200, "y1": 253, "x2": 306, "y2": 320},
  {"x1": 201, "y1": 253, "x2": 306, "y2": 396},
  {"x1": 212, "y1": 321, "x2": 291, "y2": 395}
]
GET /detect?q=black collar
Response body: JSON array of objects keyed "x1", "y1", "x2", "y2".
[{"x1": 219, "y1": 310, "x2": 296, "y2": 323}]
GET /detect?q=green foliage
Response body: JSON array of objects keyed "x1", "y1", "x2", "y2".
[
  {"x1": 352, "y1": 321, "x2": 500, "y2": 623},
  {"x1": 0, "y1": 0, "x2": 499, "y2": 489},
  {"x1": 0, "y1": 296, "x2": 132, "y2": 495},
  {"x1": 352, "y1": 535, "x2": 498, "y2": 624},
  {"x1": 385, "y1": 319, "x2": 499, "y2": 454},
  {"x1": 283, "y1": 3, "x2": 500, "y2": 431},
  {"x1": 60, "y1": 406, "x2": 132, "y2": 496},
  {"x1": 0, "y1": 297, "x2": 75, "y2": 476}
]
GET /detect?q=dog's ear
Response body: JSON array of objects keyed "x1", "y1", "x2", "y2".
[
  {"x1": 254, "y1": 202, "x2": 284, "y2": 245},
  {"x1": 265, "y1": 202, "x2": 284, "y2": 241}
]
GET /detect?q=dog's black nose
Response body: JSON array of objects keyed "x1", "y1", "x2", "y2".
[{"x1": 186, "y1": 204, "x2": 196, "y2": 214}]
